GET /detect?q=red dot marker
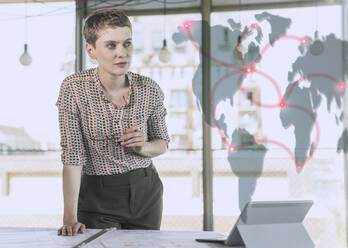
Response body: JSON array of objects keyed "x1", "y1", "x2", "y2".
[
  {"x1": 244, "y1": 67, "x2": 253, "y2": 73},
  {"x1": 279, "y1": 99, "x2": 287, "y2": 108},
  {"x1": 300, "y1": 37, "x2": 309, "y2": 46},
  {"x1": 182, "y1": 20, "x2": 192, "y2": 31},
  {"x1": 251, "y1": 23, "x2": 259, "y2": 29},
  {"x1": 296, "y1": 163, "x2": 303, "y2": 170},
  {"x1": 338, "y1": 82, "x2": 345, "y2": 91},
  {"x1": 229, "y1": 146, "x2": 236, "y2": 152}
]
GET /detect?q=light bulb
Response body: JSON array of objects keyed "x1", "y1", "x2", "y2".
[
  {"x1": 158, "y1": 39, "x2": 171, "y2": 63},
  {"x1": 20, "y1": 44, "x2": 32, "y2": 66},
  {"x1": 309, "y1": 31, "x2": 324, "y2": 56}
]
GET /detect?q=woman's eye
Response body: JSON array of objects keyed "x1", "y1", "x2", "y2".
[
  {"x1": 124, "y1": 41, "x2": 132, "y2": 47},
  {"x1": 107, "y1": 44, "x2": 115, "y2": 49}
]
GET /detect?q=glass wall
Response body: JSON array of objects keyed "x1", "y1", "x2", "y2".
[
  {"x1": 84, "y1": 13, "x2": 204, "y2": 230},
  {"x1": 211, "y1": 5, "x2": 346, "y2": 248},
  {"x1": 0, "y1": 2, "x2": 75, "y2": 227},
  {"x1": 0, "y1": 3, "x2": 347, "y2": 247}
]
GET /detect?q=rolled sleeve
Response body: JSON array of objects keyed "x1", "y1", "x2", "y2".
[
  {"x1": 147, "y1": 86, "x2": 170, "y2": 145},
  {"x1": 56, "y1": 81, "x2": 87, "y2": 167}
]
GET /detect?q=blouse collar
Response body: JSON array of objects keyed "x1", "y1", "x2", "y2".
[{"x1": 92, "y1": 67, "x2": 133, "y2": 107}]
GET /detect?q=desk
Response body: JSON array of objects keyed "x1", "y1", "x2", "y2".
[{"x1": 0, "y1": 227, "x2": 234, "y2": 248}]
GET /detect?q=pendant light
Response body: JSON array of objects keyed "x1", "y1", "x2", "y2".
[
  {"x1": 20, "y1": 0, "x2": 32, "y2": 66},
  {"x1": 158, "y1": 0, "x2": 171, "y2": 63},
  {"x1": 218, "y1": 27, "x2": 232, "y2": 51},
  {"x1": 309, "y1": 1, "x2": 324, "y2": 56},
  {"x1": 309, "y1": 31, "x2": 324, "y2": 56},
  {"x1": 232, "y1": 3, "x2": 247, "y2": 63}
]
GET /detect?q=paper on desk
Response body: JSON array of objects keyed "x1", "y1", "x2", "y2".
[
  {"x1": 88, "y1": 229, "x2": 227, "y2": 248},
  {"x1": 0, "y1": 227, "x2": 101, "y2": 248},
  {"x1": 0, "y1": 227, "x2": 230, "y2": 248}
]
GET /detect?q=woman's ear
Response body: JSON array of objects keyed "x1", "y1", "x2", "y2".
[{"x1": 85, "y1": 43, "x2": 97, "y2": 60}]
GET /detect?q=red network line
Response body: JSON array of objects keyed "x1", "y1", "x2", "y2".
[
  {"x1": 251, "y1": 35, "x2": 309, "y2": 68},
  {"x1": 238, "y1": 68, "x2": 283, "y2": 107},
  {"x1": 283, "y1": 73, "x2": 345, "y2": 100},
  {"x1": 183, "y1": 20, "x2": 241, "y2": 70},
  {"x1": 210, "y1": 65, "x2": 321, "y2": 171},
  {"x1": 181, "y1": 19, "x2": 345, "y2": 171}
]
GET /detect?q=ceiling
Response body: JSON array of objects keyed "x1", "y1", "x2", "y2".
[{"x1": 0, "y1": 0, "x2": 339, "y2": 11}]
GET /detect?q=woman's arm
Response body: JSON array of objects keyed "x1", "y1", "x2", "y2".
[
  {"x1": 58, "y1": 165, "x2": 86, "y2": 236},
  {"x1": 56, "y1": 82, "x2": 88, "y2": 236},
  {"x1": 120, "y1": 83, "x2": 170, "y2": 158},
  {"x1": 134, "y1": 139, "x2": 167, "y2": 157},
  {"x1": 62, "y1": 165, "x2": 82, "y2": 223},
  {"x1": 120, "y1": 126, "x2": 168, "y2": 158}
]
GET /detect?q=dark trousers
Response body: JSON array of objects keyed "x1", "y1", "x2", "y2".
[{"x1": 77, "y1": 164, "x2": 163, "y2": 230}]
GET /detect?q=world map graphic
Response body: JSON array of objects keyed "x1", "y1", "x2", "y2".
[{"x1": 172, "y1": 12, "x2": 348, "y2": 210}]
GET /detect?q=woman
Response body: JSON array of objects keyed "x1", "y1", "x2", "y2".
[{"x1": 57, "y1": 8, "x2": 169, "y2": 236}]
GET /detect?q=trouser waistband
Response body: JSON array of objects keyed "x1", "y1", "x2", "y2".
[{"x1": 81, "y1": 164, "x2": 155, "y2": 187}]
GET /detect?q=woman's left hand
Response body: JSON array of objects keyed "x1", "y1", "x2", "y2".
[{"x1": 120, "y1": 125, "x2": 146, "y2": 153}]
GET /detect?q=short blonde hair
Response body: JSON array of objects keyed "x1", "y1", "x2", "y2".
[{"x1": 83, "y1": 8, "x2": 132, "y2": 48}]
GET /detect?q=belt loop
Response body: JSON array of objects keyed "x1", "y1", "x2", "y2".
[{"x1": 144, "y1": 167, "x2": 148, "y2": 177}]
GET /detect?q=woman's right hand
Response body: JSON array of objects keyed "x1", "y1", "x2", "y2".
[
  {"x1": 57, "y1": 222, "x2": 86, "y2": 236},
  {"x1": 60, "y1": 165, "x2": 84, "y2": 236}
]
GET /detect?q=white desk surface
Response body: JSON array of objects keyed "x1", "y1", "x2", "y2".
[{"x1": 0, "y1": 227, "x2": 232, "y2": 248}]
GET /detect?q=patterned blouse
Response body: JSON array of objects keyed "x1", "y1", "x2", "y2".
[{"x1": 56, "y1": 67, "x2": 170, "y2": 175}]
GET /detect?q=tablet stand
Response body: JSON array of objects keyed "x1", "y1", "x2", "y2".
[{"x1": 226, "y1": 222, "x2": 315, "y2": 248}]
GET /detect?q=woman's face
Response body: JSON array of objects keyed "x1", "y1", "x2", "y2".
[{"x1": 86, "y1": 26, "x2": 133, "y2": 76}]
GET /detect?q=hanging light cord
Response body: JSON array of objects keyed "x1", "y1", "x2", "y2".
[
  {"x1": 163, "y1": 0, "x2": 166, "y2": 40},
  {"x1": 25, "y1": 0, "x2": 28, "y2": 43},
  {"x1": 238, "y1": 0, "x2": 241, "y2": 24},
  {"x1": 315, "y1": 0, "x2": 318, "y2": 34},
  {"x1": 0, "y1": 0, "x2": 197, "y2": 22}
]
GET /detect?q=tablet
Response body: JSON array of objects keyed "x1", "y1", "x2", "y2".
[{"x1": 196, "y1": 200, "x2": 314, "y2": 247}]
